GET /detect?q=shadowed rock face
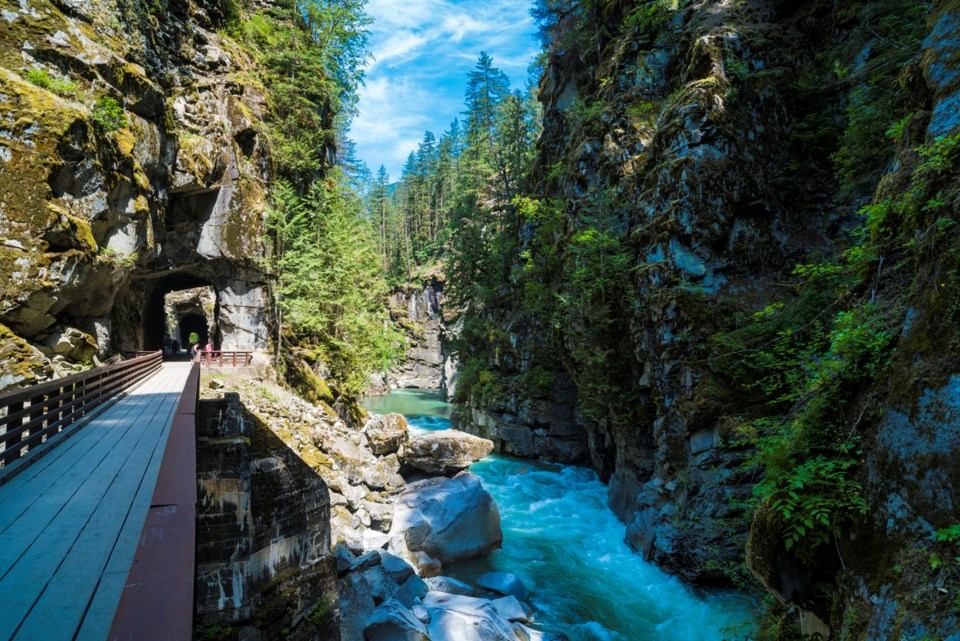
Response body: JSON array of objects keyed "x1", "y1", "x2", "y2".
[
  {"x1": 450, "y1": 0, "x2": 960, "y2": 637},
  {"x1": 0, "y1": 0, "x2": 273, "y2": 390},
  {"x1": 196, "y1": 393, "x2": 339, "y2": 640}
]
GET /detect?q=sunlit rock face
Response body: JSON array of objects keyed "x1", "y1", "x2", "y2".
[
  {"x1": 0, "y1": 0, "x2": 272, "y2": 389},
  {"x1": 385, "y1": 269, "x2": 452, "y2": 393}
]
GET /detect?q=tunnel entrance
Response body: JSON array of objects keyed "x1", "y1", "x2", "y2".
[
  {"x1": 141, "y1": 272, "x2": 221, "y2": 357},
  {"x1": 177, "y1": 313, "x2": 208, "y2": 350}
]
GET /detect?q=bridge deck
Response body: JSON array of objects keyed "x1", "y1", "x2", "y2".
[{"x1": 0, "y1": 363, "x2": 193, "y2": 641}]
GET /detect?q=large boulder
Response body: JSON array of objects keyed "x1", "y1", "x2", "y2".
[
  {"x1": 364, "y1": 413, "x2": 409, "y2": 455},
  {"x1": 364, "y1": 599, "x2": 429, "y2": 641},
  {"x1": 422, "y1": 592, "x2": 517, "y2": 641},
  {"x1": 43, "y1": 326, "x2": 98, "y2": 361},
  {"x1": 322, "y1": 433, "x2": 373, "y2": 485},
  {"x1": 388, "y1": 472, "x2": 502, "y2": 574},
  {"x1": 339, "y1": 572, "x2": 377, "y2": 641},
  {"x1": 399, "y1": 429, "x2": 495, "y2": 475}
]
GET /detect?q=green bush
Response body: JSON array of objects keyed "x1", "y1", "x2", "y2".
[
  {"x1": 91, "y1": 96, "x2": 127, "y2": 131},
  {"x1": 24, "y1": 68, "x2": 78, "y2": 98}
]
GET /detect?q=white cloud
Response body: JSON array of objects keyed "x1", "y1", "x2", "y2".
[{"x1": 348, "y1": 0, "x2": 539, "y2": 178}]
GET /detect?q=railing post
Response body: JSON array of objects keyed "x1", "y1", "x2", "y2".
[
  {"x1": 28, "y1": 393, "x2": 45, "y2": 452},
  {"x1": 8, "y1": 400, "x2": 23, "y2": 461}
]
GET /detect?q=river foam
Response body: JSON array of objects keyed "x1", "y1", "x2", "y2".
[{"x1": 362, "y1": 389, "x2": 757, "y2": 641}]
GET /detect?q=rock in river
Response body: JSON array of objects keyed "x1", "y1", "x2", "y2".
[
  {"x1": 388, "y1": 472, "x2": 502, "y2": 574},
  {"x1": 399, "y1": 429, "x2": 495, "y2": 475},
  {"x1": 422, "y1": 592, "x2": 518, "y2": 641},
  {"x1": 476, "y1": 571, "x2": 529, "y2": 601}
]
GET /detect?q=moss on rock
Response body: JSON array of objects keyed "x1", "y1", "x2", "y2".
[{"x1": 0, "y1": 322, "x2": 50, "y2": 392}]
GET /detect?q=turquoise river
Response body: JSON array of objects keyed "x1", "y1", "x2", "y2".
[{"x1": 362, "y1": 389, "x2": 757, "y2": 641}]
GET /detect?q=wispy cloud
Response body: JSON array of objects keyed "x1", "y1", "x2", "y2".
[{"x1": 348, "y1": 0, "x2": 539, "y2": 179}]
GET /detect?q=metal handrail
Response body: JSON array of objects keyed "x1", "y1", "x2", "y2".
[{"x1": 0, "y1": 351, "x2": 163, "y2": 470}]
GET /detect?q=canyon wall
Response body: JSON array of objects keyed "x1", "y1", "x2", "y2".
[
  {"x1": 454, "y1": 0, "x2": 960, "y2": 637},
  {"x1": 382, "y1": 270, "x2": 458, "y2": 395},
  {"x1": 0, "y1": 0, "x2": 271, "y2": 391}
]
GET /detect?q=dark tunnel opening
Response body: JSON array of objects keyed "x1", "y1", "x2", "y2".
[
  {"x1": 178, "y1": 313, "x2": 208, "y2": 349},
  {"x1": 142, "y1": 272, "x2": 219, "y2": 353}
]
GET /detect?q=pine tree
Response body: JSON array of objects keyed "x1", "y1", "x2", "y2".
[
  {"x1": 370, "y1": 165, "x2": 391, "y2": 269},
  {"x1": 264, "y1": 174, "x2": 402, "y2": 396}
]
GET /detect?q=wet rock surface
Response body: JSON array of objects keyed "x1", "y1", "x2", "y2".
[{"x1": 335, "y1": 546, "x2": 565, "y2": 641}]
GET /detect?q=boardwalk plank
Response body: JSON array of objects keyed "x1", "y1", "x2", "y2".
[
  {"x1": 0, "y1": 387, "x2": 177, "y2": 579},
  {"x1": 0, "y1": 396, "x2": 173, "y2": 637},
  {"x1": 73, "y1": 437, "x2": 172, "y2": 641},
  {"x1": 0, "y1": 365, "x2": 192, "y2": 641},
  {"x1": 0, "y1": 373, "x2": 169, "y2": 534},
  {"x1": 15, "y1": 382, "x2": 182, "y2": 640}
]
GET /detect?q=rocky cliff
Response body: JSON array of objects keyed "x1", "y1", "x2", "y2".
[
  {"x1": 0, "y1": 0, "x2": 271, "y2": 391},
  {"x1": 454, "y1": 0, "x2": 960, "y2": 637},
  {"x1": 381, "y1": 269, "x2": 457, "y2": 394}
]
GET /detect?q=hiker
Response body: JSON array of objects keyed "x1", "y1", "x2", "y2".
[{"x1": 204, "y1": 342, "x2": 213, "y2": 363}]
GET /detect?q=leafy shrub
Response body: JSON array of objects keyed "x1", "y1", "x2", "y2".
[
  {"x1": 625, "y1": 0, "x2": 672, "y2": 36},
  {"x1": 91, "y1": 96, "x2": 128, "y2": 131},
  {"x1": 24, "y1": 68, "x2": 79, "y2": 98},
  {"x1": 714, "y1": 244, "x2": 895, "y2": 555}
]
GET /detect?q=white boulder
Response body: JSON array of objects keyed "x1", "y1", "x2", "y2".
[
  {"x1": 388, "y1": 472, "x2": 502, "y2": 574},
  {"x1": 491, "y1": 595, "x2": 533, "y2": 623},
  {"x1": 422, "y1": 592, "x2": 517, "y2": 641},
  {"x1": 363, "y1": 599, "x2": 429, "y2": 641}
]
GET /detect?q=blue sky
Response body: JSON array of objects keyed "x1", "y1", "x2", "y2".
[{"x1": 348, "y1": 0, "x2": 541, "y2": 180}]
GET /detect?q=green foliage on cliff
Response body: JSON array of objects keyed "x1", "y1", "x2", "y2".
[
  {"x1": 829, "y1": 0, "x2": 929, "y2": 196},
  {"x1": 230, "y1": 0, "x2": 370, "y2": 188},
  {"x1": 91, "y1": 96, "x2": 127, "y2": 131},
  {"x1": 513, "y1": 193, "x2": 635, "y2": 425},
  {"x1": 715, "y1": 250, "x2": 896, "y2": 556},
  {"x1": 24, "y1": 69, "x2": 78, "y2": 98},
  {"x1": 264, "y1": 176, "x2": 403, "y2": 396}
]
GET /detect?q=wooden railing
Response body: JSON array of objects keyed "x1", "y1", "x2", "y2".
[
  {"x1": 194, "y1": 351, "x2": 253, "y2": 367},
  {"x1": 0, "y1": 351, "x2": 163, "y2": 474}
]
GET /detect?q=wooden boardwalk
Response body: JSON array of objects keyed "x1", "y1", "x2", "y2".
[{"x1": 0, "y1": 363, "x2": 193, "y2": 641}]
